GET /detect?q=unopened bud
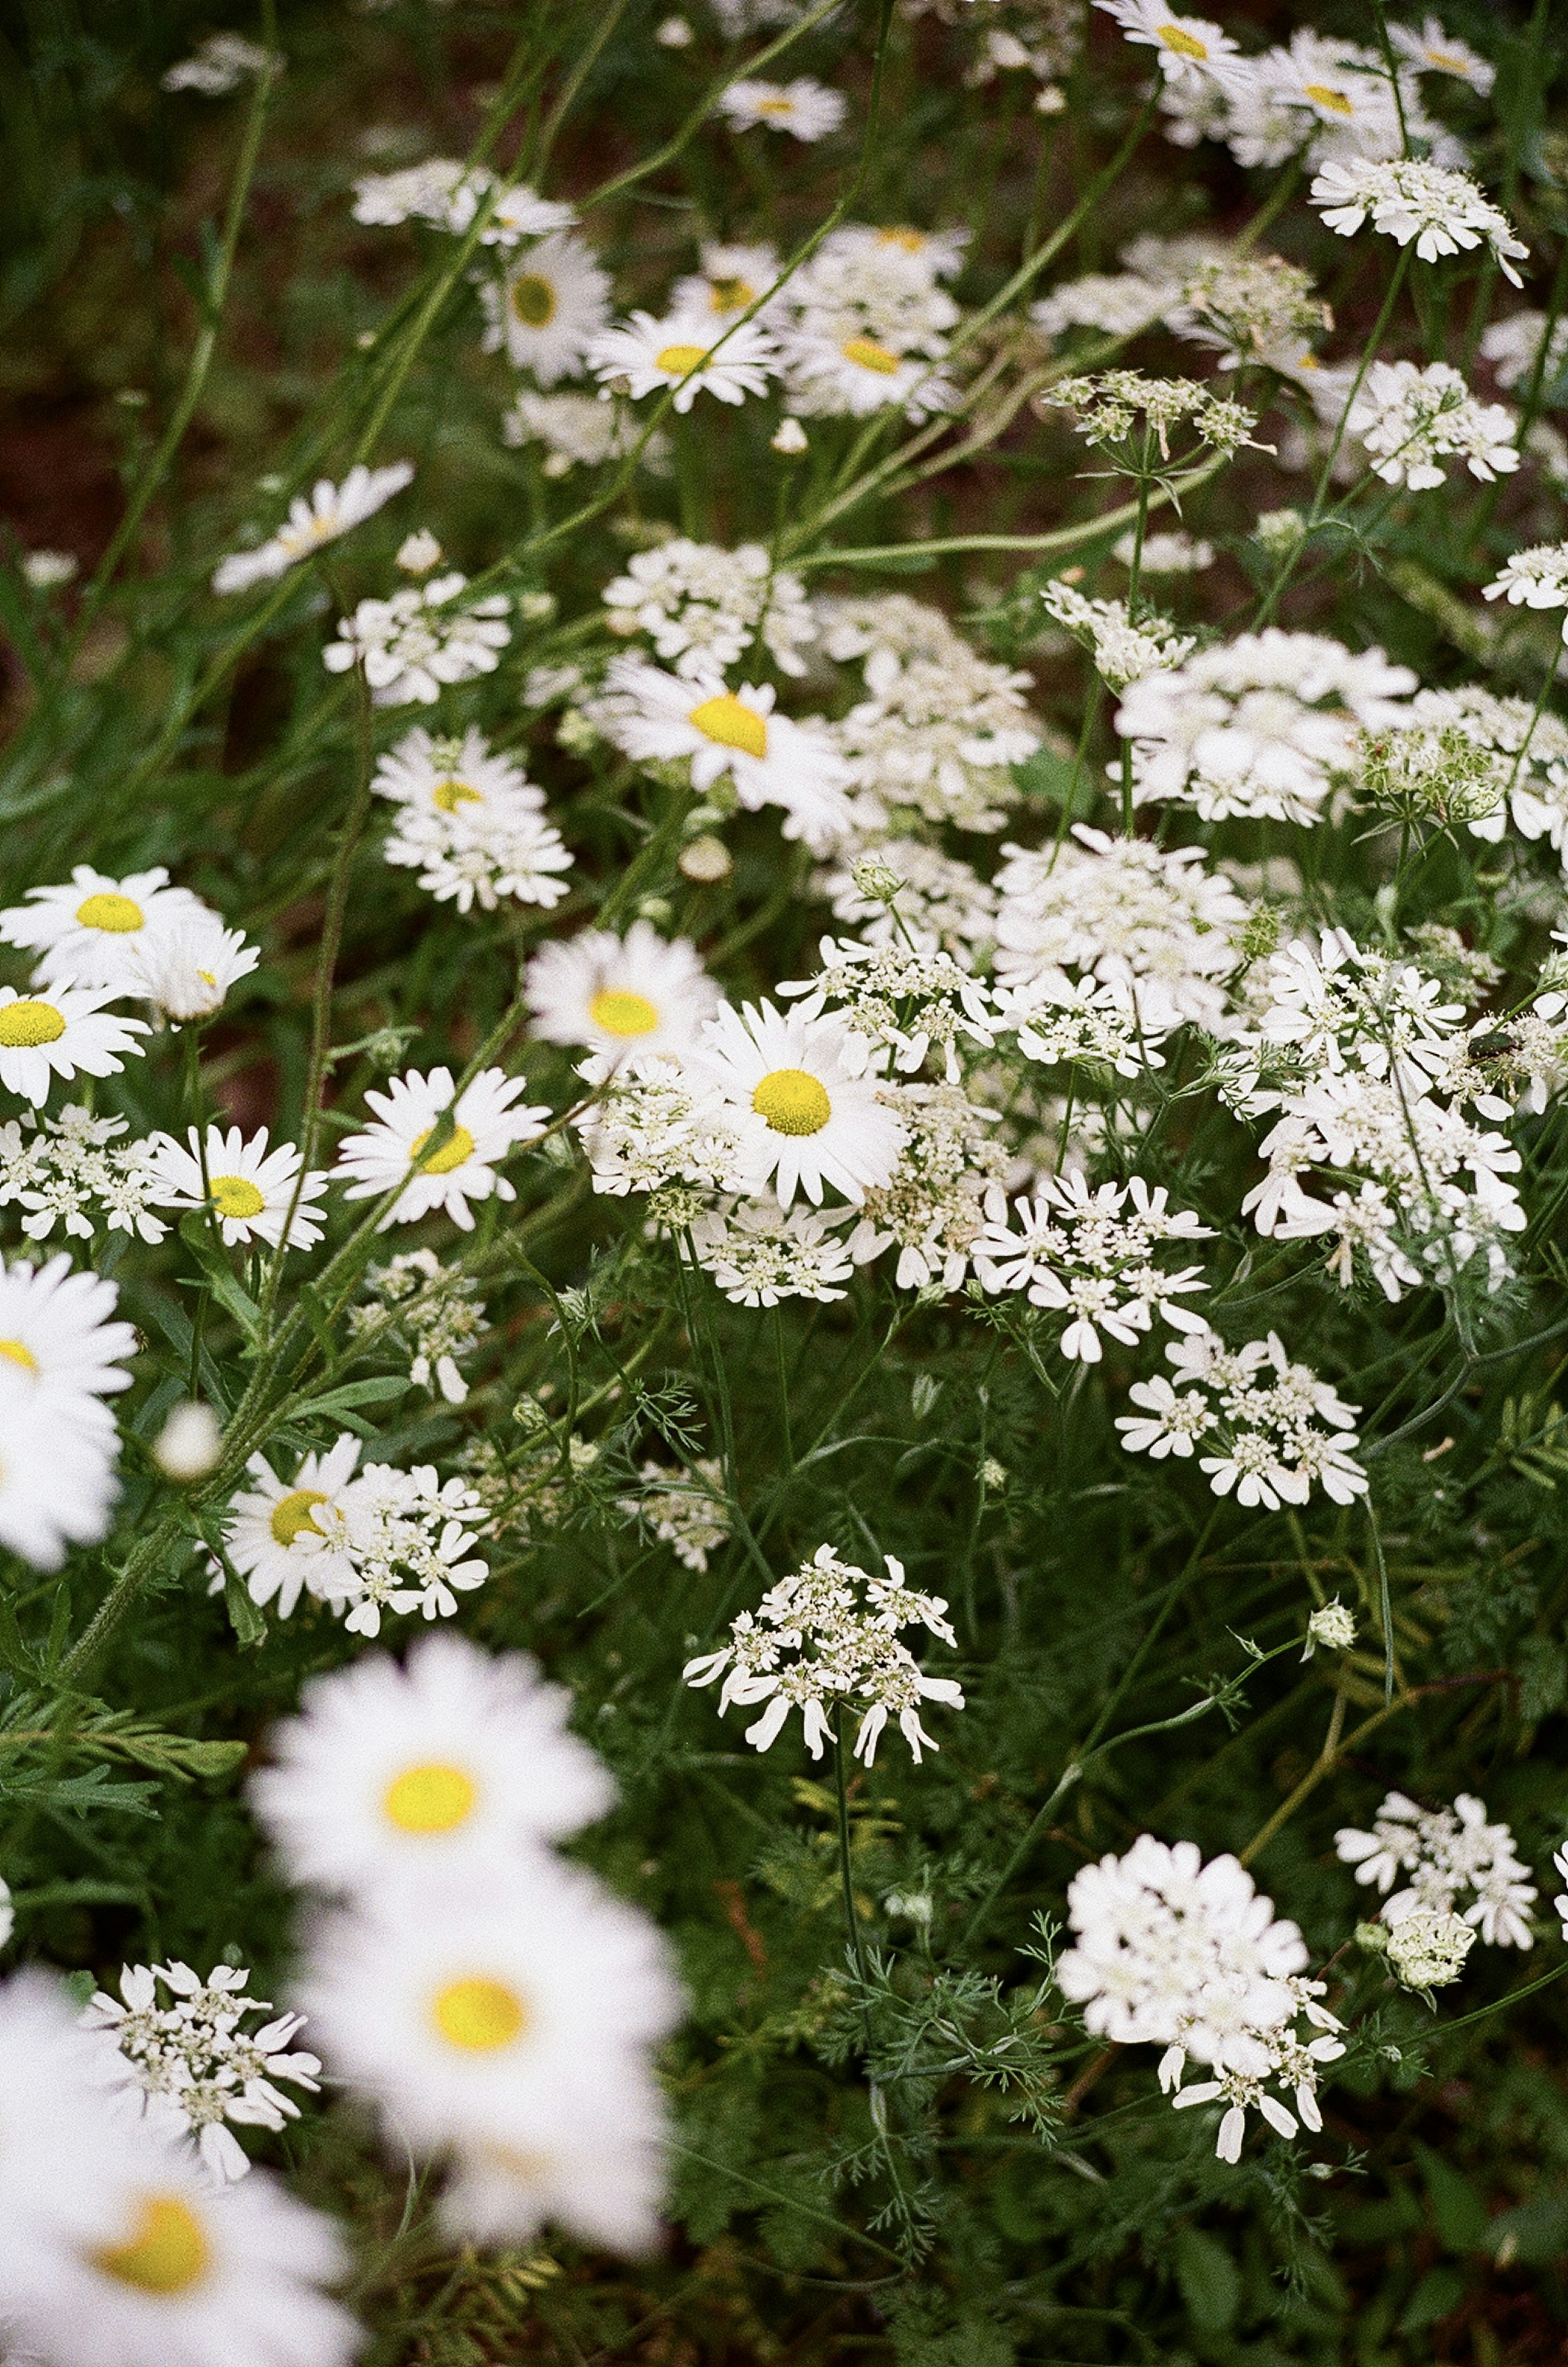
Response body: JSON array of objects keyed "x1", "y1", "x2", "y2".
[
  {"x1": 771, "y1": 417, "x2": 808, "y2": 457},
  {"x1": 679, "y1": 834, "x2": 731, "y2": 883},
  {"x1": 154, "y1": 1401, "x2": 223, "y2": 1481}
]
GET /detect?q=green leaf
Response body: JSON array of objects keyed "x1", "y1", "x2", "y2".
[
  {"x1": 1414, "y1": 2143, "x2": 1488, "y2": 2253},
  {"x1": 1174, "y1": 2224, "x2": 1240, "y2": 2335},
  {"x1": 292, "y1": 1375, "x2": 412, "y2": 1419},
  {"x1": 224, "y1": 1569, "x2": 267, "y2": 1652},
  {"x1": 1399, "y1": 2264, "x2": 1466, "y2": 2333}
]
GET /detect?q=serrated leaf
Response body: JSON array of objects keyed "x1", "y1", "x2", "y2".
[{"x1": 224, "y1": 1569, "x2": 267, "y2": 1651}]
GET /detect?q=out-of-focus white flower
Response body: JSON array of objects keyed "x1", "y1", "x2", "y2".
[
  {"x1": 1387, "y1": 16, "x2": 1494, "y2": 93},
  {"x1": 154, "y1": 1402, "x2": 223, "y2": 1480},
  {"x1": 163, "y1": 33, "x2": 281, "y2": 93},
  {"x1": 212, "y1": 463, "x2": 413, "y2": 594},
  {"x1": 20, "y1": 548, "x2": 77, "y2": 589},
  {"x1": 588, "y1": 312, "x2": 778, "y2": 410},
  {"x1": 1336, "y1": 1790, "x2": 1537, "y2": 1949},
  {"x1": 1301, "y1": 1598, "x2": 1355, "y2": 1658},
  {"x1": 323, "y1": 573, "x2": 511, "y2": 705},
  {"x1": 717, "y1": 78, "x2": 847, "y2": 140},
  {"x1": 1094, "y1": 0, "x2": 1254, "y2": 92},
  {"x1": 480, "y1": 233, "x2": 611, "y2": 384}
]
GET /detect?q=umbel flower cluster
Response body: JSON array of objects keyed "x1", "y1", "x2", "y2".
[{"x1": 9, "y1": 0, "x2": 1568, "y2": 2357}]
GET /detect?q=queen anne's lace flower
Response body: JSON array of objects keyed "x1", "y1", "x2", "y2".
[
  {"x1": 777, "y1": 936, "x2": 998, "y2": 1082},
  {"x1": 323, "y1": 574, "x2": 511, "y2": 705},
  {"x1": 684, "y1": 1195, "x2": 859, "y2": 1306},
  {"x1": 1117, "y1": 1327, "x2": 1369, "y2": 1508},
  {"x1": 603, "y1": 539, "x2": 815, "y2": 678},
  {"x1": 973, "y1": 1173, "x2": 1212, "y2": 1362},
  {"x1": 1346, "y1": 361, "x2": 1518, "y2": 490},
  {"x1": 684, "y1": 1542, "x2": 964, "y2": 1764},
  {"x1": 1040, "y1": 580, "x2": 1194, "y2": 691},
  {"x1": 1310, "y1": 158, "x2": 1528, "y2": 284},
  {"x1": 846, "y1": 1081, "x2": 1009, "y2": 1290},
  {"x1": 349, "y1": 1249, "x2": 488, "y2": 1406},
  {"x1": 1336, "y1": 1791, "x2": 1537, "y2": 1949},
  {"x1": 619, "y1": 1459, "x2": 730, "y2": 1571},
  {"x1": 0, "y1": 1105, "x2": 170, "y2": 1244}
]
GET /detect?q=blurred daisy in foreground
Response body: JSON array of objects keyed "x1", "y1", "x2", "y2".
[
  {"x1": 0, "y1": 1363, "x2": 120, "y2": 1567},
  {"x1": 717, "y1": 78, "x2": 847, "y2": 140},
  {"x1": 224, "y1": 1434, "x2": 363, "y2": 1617},
  {"x1": 480, "y1": 232, "x2": 611, "y2": 383},
  {"x1": 123, "y1": 915, "x2": 261, "y2": 1024},
  {"x1": 211, "y1": 461, "x2": 414, "y2": 595},
  {"x1": 597, "y1": 657, "x2": 853, "y2": 848},
  {"x1": 250, "y1": 1630, "x2": 615, "y2": 1894},
  {"x1": 0, "y1": 864, "x2": 203, "y2": 993},
  {"x1": 690, "y1": 1001, "x2": 906, "y2": 1206},
  {"x1": 588, "y1": 312, "x2": 777, "y2": 410},
  {"x1": 146, "y1": 1126, "x2": 328, "y2": 1252},
  {"x1": 0, "y1": 984, "x2": 149, "y2": 1107},
  {"x1": 331, "y1": 1065, "x2": 550, "y2": 1228},
  {"x1": 0, "y1": 1252, "x2": 134, "y2": 1431},
  {"x1": 1094, "y1": 0, "x2": 1254, "y2": 91},
  {"x1": 525, "y1": 920, "x2": 718, "y2": 1061},
  {"x1": 672, "y1": 239, "x2": 785, "y2": 322}
]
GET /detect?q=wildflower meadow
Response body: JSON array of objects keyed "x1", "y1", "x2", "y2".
[{"x1": 4, "y1": 0, "x2": 1568, "y2": 2357}]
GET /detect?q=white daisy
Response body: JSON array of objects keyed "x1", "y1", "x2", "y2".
[
  {"x1": 0, "y1": 1361, "x2": 119, "y2": 1568},
  {"x1": 223, "y1": 1434, "x2": 363, "y2": 1617},
  {"x1": 330, "y1": 1065, "x2": 550, "y2": 1230},
  {"x1": 0, "y1": 1253, "x2": 134, "y2": 1431},
  {"x1": 821, "y1": 222, "x2": 971, "y2": 282},
  {"x1": 297, "y1": 1866, "x2": 682, "y2": 2204},
  {"x1": 249, "y1": 1630, "x2": 616, "y2": 1894},
  {"x1": 717, "y1": 78, "x2": 848, "y2": 140},
  {"x1": 0, "y1": 983, "x2": 149, "y2": 1107},
  {"x1": 524, "y1": 920, "x2": 718, "y2": 1061},
  {"x1": 671, "y1": 240, "x2": 785, "y2": 322},
  {"x1": 690, "y1": 1001, "x2": 906, "y2": 1207},
  {"x1": 211, "y1": 461, "x2": 414, "y2": 595},
  {"x1": 781, "y1": 331, "x2": 957, "y2": 421},
  {"x1": 1388, "y1": 15, "x2": 1494, "y2": 93},
  {"x1": 1094, "y1": 0, "x2": 1254, "y2": 90},
  {"x1": 0, "y1": 865, "x2": 203, "y2": 993},
  {"x1": 372, "y1": 724, "x2": 544, "y2": 820},
  {"x1": 480, "y1": 232, "x2": 611, "y2": 383},
  {"x1": 145, "y1": 1126, "x2": 328, "y2": 1252},
  {"x1": 597, "y1": 656, "x2": 853, "y2": 849},
  {"x1": 0, "y1": 2124, "x2": 357, "y2": 2367},
  {"x1": 121, "y1": 915, "x2": 261, "y2": 1024},
  {"x1": 587, "y1": 311, "x2": 778, "y2": 410},
  {"x1": 0, "y1": 1972, "x2": 145, "y2": 2278}
]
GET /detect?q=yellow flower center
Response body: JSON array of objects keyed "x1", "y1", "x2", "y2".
[
  {"x1": 588, "y1": 987, "x2": 661, "y2": 1037},
  {"x1": 75, "y1": 892, "x2": 144, "y2": 933},
  {"x1": 0, "y1": 1000, "x2": 66, "y2": 1049},
  {"x1": 708, "y1": 276, "x2": 755, "y2": 313},
  {"x1": 92, "y1": 2195, "x2": 210, "y2": 2295},
  {"x1": 1425, "y1": 46, "x2": 1467, "y2": 70},
  {"x1": 687, "y1": 693, "x2": 768, "y2": 758},
  {"x1": 756, "y1": 95, "x2": 796, "y2": 114},
  {"x1": 270, "y1": 1487, "x2": 328, "y2": 1548},
  {"x1": 752, "y1": 1067, "x2": 831, "y2": 1135},
  {"x1": 410, "y1": 1122, "x2": 476, "y2": 1175},
  {"x1": 654, "y1": 342, "x2": 710, "y2": 375},
  {"x1": 432, "y1": 776, "x2": 483, "y2": 814},
  {"x1": 840, "y1": 337, "x2": 901, "y2": 375},
  {"x1": 1157, "y1": 22, "x2": 1209, "y2": 57},
  {"x1": 510, "y1": 273, "x2": 557, "y2": 328},
  {"x1": 432, "y1": 1976, "x2": 528, "y2": 2052},
  {"x1": 877, "y1": 228, "x2": 927, "y2": 252},
  {"x1": 1303, "y1": 82, "x2": 1354, "y2": 114},
  {"x1": 209, "y1": 1175, "x2": 266, "y2": 1220},
  {"x1": 384, "y1": 1761, "x2": 478, "y2": 1833},
  {"x1": 0, "y1": 1340, "x2": 37, "y2": 1373}
]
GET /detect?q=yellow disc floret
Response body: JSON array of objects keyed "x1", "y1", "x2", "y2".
[
  {"x1": 410, "y1": 1123, "x2": 476, "y2": 1175},
  {"x1": 1303, "y1": 82, "x2": 1354, "y2": 113},
  {"x1": 588, "y1": 987, "x2": 660, "y2": 1037},
  {"x1": 687, "y1": 694, "x2": 768, "y2": 758},
  {"x1": 655, "y1": 343, "x2": 710, "y2": 375},
  {"x1": 840, "y1": 338, "x2": 901, "y2": 375},
  {"x1": 270, "y1": 1487, "x2": 328, "y2": 1548},
  {"x1": 0, "y1": 1000, "x2": 66, "y2": 1049},
  {"x1": 432, "y1": 777, "x2": 483, "y2": 814},
  {"x1": 432, "y1": 1975, "x2": 528, "y2": 2051},
  {"x1": 92, "y1": 2195, "x2": 210, "y2": 2295},
  {"x1": 1158, "y1": 22, "x2": 1209, "y2": 56},
  {"x1": 75, "y1": 892, "x2": 144, "y2": 933},
  {"x1": 385, "y1": 1761, "x2": 479, "y2": 1833},
  {"x1": 752, "y1": 1067, "x2": 832, "y2": 1136},
  {"x1": 0, "y1": 1340, "x2": 38, "y2": 1372},
  {"x1": 209, "y1": 1175, "x2": 267, "y2": 1221},
  {"x1": 510, "y1": 274, "x2": 557, "y2": 328},
  {"x1": 708, "y1": 276, "x2": 755, "y2": 313}
]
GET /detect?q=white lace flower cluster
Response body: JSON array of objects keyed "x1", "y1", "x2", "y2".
[
  {"x1": 846, "y1": 1081, "x2": 1010, "y2": 1291},
  {"x1": 602, "y1": 539, "x2": 815, "y2": 678},
  {"x1": 1311, "y1": 158, "x2": 1528, "y2": 285},
  {"x1": 83, "y1": 1961, "x2": 321, "y2": 2183},
  {"x1": 684, "y1": 1195, "x2": 859, "y2": 1306},
  {"x1": 778, "y1": 934, "x2": 998, "y2": 1081},
  {"x1": 0, "y1": 1104, "x2": 170, "y2": 1245},
  {"x1": 684, "y1": 1541, "x2": 965, "y2": 1765},
  {"x1": 994, "y1": 826, "x2": 1248, "y2": 1043},
  {"x1": 222, "y1": 1431, "x2": 489, "y2": 1636},
  {"x1": 505, "y1": 386, "x2": 669, "y2": 474},
  {"x1": 1115, "y1": 631, "x2": 1417, "y2": 826},
  {"x1": 257, "y1": 1631, "x2": 681, "y2": 2254},
  {"x1": 815, "y1": 837, "x2": 1000, "y2": 959},
  {"x1": 973, "y1": 1173, "x2": 1212, "y2": 1363},
  {"x1": 324, "y1": 574, "x2": 511, "y2": 705},
  {"x1": 349, "y1": 1248, "x2": 488, "y2": 1406},
  {"x1": 352, "y1": 160, "x2": 574, "y2": 244},
  {"x1": 1346, "y1": 361, "x2": 1519, "y2": 490},
  {"x1": 1040, "y1": 579, "x2": 1194, "y2": 691},
  {"x1": 1238, "y1": 931, "x2": 1528, "y2": 1301},
  {"x1": 1406, "y1": 684, "x2": 1568, "y2": 860},
  {"x1": 1057, "y1": 1834, "x2": 1344, "y2": 2165},
  {"x1": 1052, "y1": 369, "x2": 1259, "y2": 461},
  {"x1": 372, "y1": 724, "x2": 572, "y2": 913},
  {"x1": 1117, "y1": 1327, "x2": 1369, "y2": 1509},
  {"x1": 1336, "y1": 1790, "x2": 1537, "y2": 1951},
  {"x1": 620, "y1": 1458, "x2": 731, "y2": 1571}
]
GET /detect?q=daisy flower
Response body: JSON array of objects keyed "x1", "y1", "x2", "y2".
[
  {"x1": 0, "y1": 865, "x2": 203, "y2": 993},
  {"x1": 0, "y1": 1252, "x2": 135, "y2": 1431},
  {"x1": 821, "y1": 221, "x2": 971, "y2": 282},
  {"x1": 372, "y1": 724, "x2": 545, "y2": 820},
  {"x1": 0, "y1": 1362, "x2": 120, "y2": 1567},
  {"x1": 671, "y1": 240, "x2": 785, "y2": 322},
  {"x1": 480, "y1": 232, "x2": 611, "y2": 383},
  {"x1": 330, "y1": 1065, "x2": 550, "y2": 1229},
  {"x1": 121, "y1": 915, "x2": 261, "y2": 1024},
  {"x1": 145, "y1": 1126, "x2": 328, "y2": 1252},
  {"x1": 0, "y1": 983, "x2": 149, "y2": 1107},
  {"x1": 1387, "y1": 15, "x2": 1494, "y2": 93},
  {"x1": 1094, "y1": 0, "x2": 1254, "y2": 91},
  {"x1": 598, "y1": 656, "x2": 853, "y2": 849},
  {"x1": 0, "y1": 2123, "x2": 358, "y2": 2367},
  {"x1": 438, "y1": 2071, "x2": 669, "y2": 2253},
  {"x1": 690, "y1": 1000, "x2": 907, "y2": 1207},
  {"x1": 0, "y1": 1972, "x2": 146, "y2": 2280},
  {"x1": 587, "y1": 311, "x2": 778, "y2": 410},
  {"x1": 717, "y1": 78, "x2": 848, "y2": 140},
  {"x1": 296, "y1": 1865, "x2": 682, "y2": 2204},
  {"x1": 781, "y1": 331, "x2": 957, "y2": 421},
  {"x1": 249, "y1": 1630, "x2": 615, "y2": 1894},
  {"x1": 211, "y1": 461, "x2": 414, "y2": 595},
  {"x1": 524, "y1": 920, "x2": 718, "y2": 1061},
  {"x1": 223, "y1": 1435, "x2": 363, "y2": 1618}
]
